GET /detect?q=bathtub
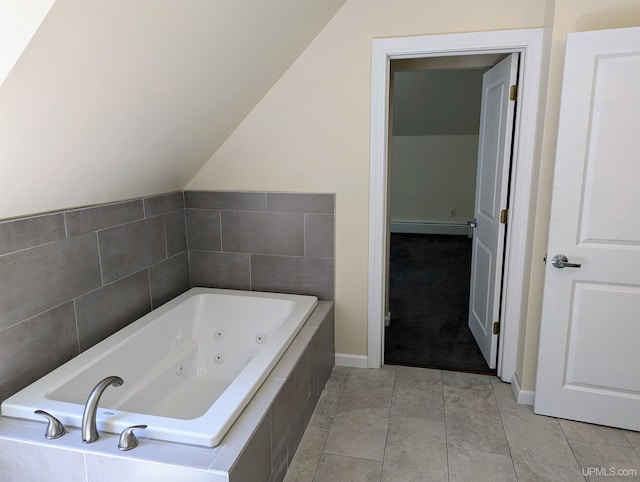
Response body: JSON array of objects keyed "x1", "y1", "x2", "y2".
[{"x1": 1, "y1": 288, "x2": 318, "y2": 447}]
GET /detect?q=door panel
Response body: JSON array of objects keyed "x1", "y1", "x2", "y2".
[
  {"x1": 468, "y1": 53, "x2": 518, "y2": 368},
  {"x1": 566, "y1": 283, "x2": 640, "y2": 393},
  {"x1": 579, "y1": 56, "x2": 640, "y2": 245},
  {"x1": 534, "y1": 26, "x2": 640, "y2": 430}
]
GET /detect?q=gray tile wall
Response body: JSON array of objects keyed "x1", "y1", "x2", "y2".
[
  {"x1": 0, "y1": 190, "x2": 336, "y2": 405},
  {"x1": 0, "y1": 192, "x2": 189, "y2": 403},
  {"x1": 185, "y1": 191, "x2": 335, "y2": 301}
]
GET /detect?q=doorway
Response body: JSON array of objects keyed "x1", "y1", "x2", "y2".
[
  {"x1": 384, "y1": 56, "x2": 509, "y2": 374},
  {"x1": 367, "y1": 29, "x2": 545, "y2": 386}
]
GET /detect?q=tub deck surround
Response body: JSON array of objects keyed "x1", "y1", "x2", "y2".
[
  {"x1": 0, "y1": 301, "x2": 335, "y2": 481},
  {"x1": 2, "y1": 288, "x2": 318, "y2": 447}
]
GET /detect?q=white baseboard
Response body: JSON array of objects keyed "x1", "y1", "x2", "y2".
[
  {"x1": 511, "y1": 373, "x2": 535, "y2": 406},
  {"x1": 390, "y1": 221, "x2": 470, "y2": 236},
  {"x1": 335, "y1": 353, "x2": 368, "y2": 368}
]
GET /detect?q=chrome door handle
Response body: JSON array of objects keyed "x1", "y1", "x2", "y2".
[
  {"x1": 468, "y1": 219, "x2": 477, "y2": 229},
  {"x1": 550, "y1": 254, "x2": 582, "y2": 269}
]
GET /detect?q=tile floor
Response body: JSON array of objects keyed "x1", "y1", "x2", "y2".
[{"x1": 284, "y1": 365, "x2": 640, "y2": 482}]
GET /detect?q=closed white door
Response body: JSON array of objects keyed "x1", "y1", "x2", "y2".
[
  {"x1": 468, "y1": 54, "x2": 518, "y2": 369},
  {"x1": 534, "y1": 26, "x2": 640, "y2": 431}
]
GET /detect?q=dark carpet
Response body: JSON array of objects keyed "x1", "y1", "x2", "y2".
[{"x1": 384, "y1": 233, "x2": 495, "y2": 374}]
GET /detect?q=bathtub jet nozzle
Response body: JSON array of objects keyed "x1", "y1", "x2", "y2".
[{"x1": 81, "y1": 375, "x2": 123, "y2": 444}]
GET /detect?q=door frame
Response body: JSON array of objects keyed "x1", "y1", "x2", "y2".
[{"x1": 367, "y1": 29, "x2": 545, "y2": 383}]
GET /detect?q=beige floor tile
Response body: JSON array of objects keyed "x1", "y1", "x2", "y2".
[
  {"x1": 381, "y1": 415, "x2": 448, "y2": 482},
  {"x1": 290, "y1": 365, "x2": 637, "y2": 482},
  {"x1": 313, "y1": 453, "x2": 382, "y2": 482},
  {"x1": 624, "y1": 430, "x2": 640, "y2": 457},
  {"x1": 331, "y1": 365, "x2": 352, "y2": 376},
  {"x1": 323, "y1": 389, "x2": 391, "y2": 461},
  {"x1": 345, "y1": 366, "x2": 395, "y2": 395},
  {"x1": 391, "y1": 387, "x2": 444, "y2": 422},
  {"x1": 443, "y1": 370, "x2": 493, "y2": 390},
  {"x1": 447, "y1": 446, "x2": 517, "y2": 482},
  {"x1": 560, "y1": 419, "x2": 631, "y2": 447},
  {"x1": 569, "y1": 439, "x2": 640, "y2": 482},
  {"x1": 285, "y1": 425, "x2": 329, "y2": 482},
  {"x1": 444, "y1": 386, "x2": 510, "y2": 455},
  {"x1": 393, "y1": 365, "x2": 442, "y2": 392},
  {"x1": 309, "y1": 387, "x2": 342, "y2": 430},
  {"x1": 490, "y1": 377, "x2": 534, "y2": 414},
  {"x1": 501, "y1": 409, "x2": 584, "y2": 482},
  {"x1": 324, "y1": 366, "x2": 350, "y2": 393}
]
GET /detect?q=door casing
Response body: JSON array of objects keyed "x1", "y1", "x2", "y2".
[{"x1": 368, "y1": 29, "x2": 545, "y2": 385}]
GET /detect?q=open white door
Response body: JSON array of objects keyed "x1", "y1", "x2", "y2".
[
  {"x1": 468, "y1": 54, "x2": 518, "y2": 369},
  {"x1": 535, "y1": 27, "x2": 640, "y2": 431}
]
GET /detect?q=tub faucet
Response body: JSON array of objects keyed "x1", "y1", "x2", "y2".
[{"x1": 81, "y1": 375, "x2": 123, "y2": 443}]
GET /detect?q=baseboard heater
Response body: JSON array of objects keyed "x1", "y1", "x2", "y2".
[{"x1": 390, "y1": 221, "x2": 471, "y2": 236}]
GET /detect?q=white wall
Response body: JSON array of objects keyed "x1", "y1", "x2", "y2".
[
  {"x1": 390, "y1": 135, "x2": 478, "y2": 225},
  {"x1": 187, "y1": 0, "x2": 545, "y2": 357},
  {"x1": 188, "y1": 0, "x2": 639, "y2": 392},
  {"x1": 0, "y1": 0, "x2": 345, "y2": 219}
]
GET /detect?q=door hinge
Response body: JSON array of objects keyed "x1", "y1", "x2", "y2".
[
  {"x1": 509, "y1": 84, "x2": 518, "y2": 101},
  {"x1": 500, "y1": 209, "x2": 508, "y2": 224},
  {"x1": 493, "y1": 321, "x2": 501, "y2": 335}
]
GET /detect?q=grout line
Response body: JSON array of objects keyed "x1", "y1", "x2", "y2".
[
  {"x1": 63, "y1": 212, "x2": 69, "y2": 238},
  {"x1": 95, "y1": 232, "x2": 104, "y2": 286},
  {"x1": 303, "y1": 213, "x2": 307, "y2": 257},
  {"x1": 622, "y1": 432, "x2": 640, "y2": 458},
  {"x1": 187, "y1": 249, "x2": 192, "y2": 288},
  {"x1": 440, "y1": 370, "x2": 452, "y2": 482},
  {"x1": 183, "y1": 207, "x2": 192, "y2": 288},
  {"x1": 82, "y1": 453, "x2": 89, "y2": 481},
  {"x1": 162, "y1": 214, "x2": 168, "y2": 259},
  {"x1": 491, "y1": 380, "x2": 513, "y2": 458},
  {"x1": 72, "y1": 299, "x2": 82, "y2": 354},
  {"x1": 218, "y1": 210, "x2": 223, "y2": 252},
  {"x1": 147, "y1": 268, "x2": 154, "y2": 309},
  {"x1": 0, "y1": 241, "x2": 54, "y2": 259},
  {"x1": 563, "y1": 422, "x2": 588, "y2": 481},
  {"x1": 379, "y1": 369, "x2": 395, "y2": 481},
  {"x1": 313, "y1": 367, "x2": 350, "y2": 480},
  {"x1": 487, "y1": 377, "x2": 520, "y2": 480},
  {"x1": 0, "y1": 299, "x2": 76, "y2": 335}
]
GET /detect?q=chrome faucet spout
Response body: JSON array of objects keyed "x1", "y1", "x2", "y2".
[{"x1": 81, "y1": 375, "x2": 123, "y2": 443}]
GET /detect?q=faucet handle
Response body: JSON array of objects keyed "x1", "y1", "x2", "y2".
[
  {"x1": 118, "y1": 424, "x2": 147, "y2": 451},
  {"x1": 34, "y1": 410, "x2": 66, "y2": 439}
]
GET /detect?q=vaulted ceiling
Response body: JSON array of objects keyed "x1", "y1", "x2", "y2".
[{"x1": 0, "y1": 0, "x2": 346, "y2": 219}]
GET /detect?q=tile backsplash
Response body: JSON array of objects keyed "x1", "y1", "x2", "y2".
[
  {"x1": 185, "y1": 191, "x2": 335, "y2": 301},
  {"x1": 0, "y1": 190, "x2": 335, "y2": 403}
]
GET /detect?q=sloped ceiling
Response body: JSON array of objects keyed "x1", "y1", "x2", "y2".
[
  {"x1": 0, "y1": 0, "x2": 346, "y2": 219},
  {"x1": 0, "y1": 0, "x2": 56, "y2": 85}
]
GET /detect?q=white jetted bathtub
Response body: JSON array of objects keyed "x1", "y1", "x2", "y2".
[{"x1": 1, "y1": 288, "x2": 318, "y2": 447}]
